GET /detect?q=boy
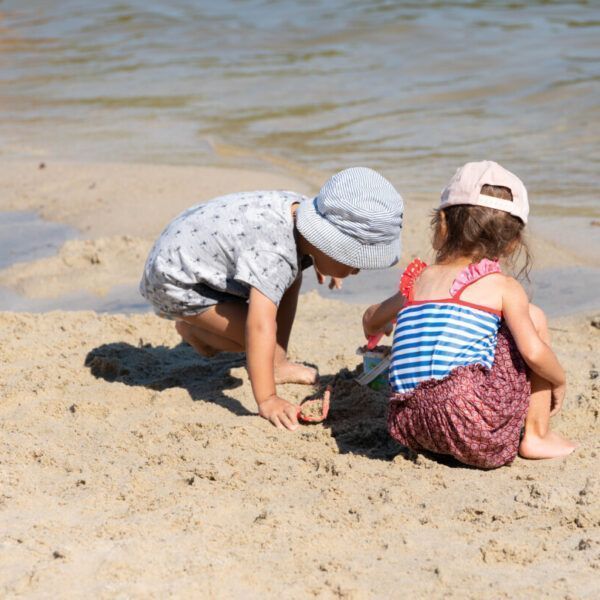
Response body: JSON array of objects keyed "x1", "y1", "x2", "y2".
[{"x1": 140, "y1": 167, "x2": 403, "y2": 430}]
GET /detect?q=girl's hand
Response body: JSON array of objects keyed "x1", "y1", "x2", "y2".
[
  {"x1": 550, "y1": 382, "x2": 566, "y2": 416},
  {"x1": 362, "y1": 315, "x2": 393, "y2": 340},
  {"x1": 362, "y1": 294, "x2": 403, "y2": 339},
  {"x1": 258, "y1": 395, "x2": 300, "y2": 431},
  {"x1": 381, "y1": 321, "x2": 394, "y2": 337}
]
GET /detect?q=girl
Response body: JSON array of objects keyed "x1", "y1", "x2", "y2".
[{"x1": 362, "y1": 161, "x2": 575, "y2": 468}]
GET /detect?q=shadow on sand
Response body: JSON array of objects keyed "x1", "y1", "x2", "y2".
[
  {"x1": 84, "y1": 341, "x2": 465, "y2": 466},
  {"x1": 84, "y1": 340, "x2": 251, "y2": 416},
  {"x1": 313, "y1": 367, "x2": 405, "y2": 461},
  {"x1": 319, "y1": 367, "x2": 469, "y2": 468}
]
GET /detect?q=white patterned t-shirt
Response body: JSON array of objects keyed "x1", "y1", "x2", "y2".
[{"x1": 140, "y1": 190, "x2": 310, "y2": 316}]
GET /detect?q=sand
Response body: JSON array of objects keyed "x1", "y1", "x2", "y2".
[{"x1": 1, "y1": 161, "x2": 599, "y2": 598}]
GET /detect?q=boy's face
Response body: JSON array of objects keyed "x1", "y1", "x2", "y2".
[{"x1": 312, "y1": 251, "x2": 360, "y2": 279}]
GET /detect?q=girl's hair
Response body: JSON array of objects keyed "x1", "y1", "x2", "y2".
[{"x1": 431, "y1": 184, "x2": 531, "y2": 279}]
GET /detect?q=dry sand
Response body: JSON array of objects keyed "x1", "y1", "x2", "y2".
[{"x1": 0, "y1": 161, "x2": 599, "y2": 598}]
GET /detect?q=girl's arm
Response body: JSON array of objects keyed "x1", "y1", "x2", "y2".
[
  {"x1": 362, "y1": 292, "x2": 405, "y2": 338},
  {"x1": 502, "y1": 277, "x2": 565, "y2": 387},
  {"x1": 247, "y1": 288, "x2": 299, "y2": 431}
]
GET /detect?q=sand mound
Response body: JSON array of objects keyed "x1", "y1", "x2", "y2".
[{"x1": 0, "y1": 236, "x2": 151, "y2": 298}]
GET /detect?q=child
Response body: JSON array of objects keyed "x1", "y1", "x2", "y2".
[
  {"x1": 362, "y1": 161, "x2": 575, "y2": 468},
  {"x1": 141, "y1": 167, "x2": 404, "y2": 431}
]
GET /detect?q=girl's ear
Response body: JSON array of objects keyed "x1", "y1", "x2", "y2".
[
  {"x1": 432, "y1": 209, "x2": 447, "y2": 251},
  {"x1": 505, "y1": 237, "x2": 519, "y2": 255}
]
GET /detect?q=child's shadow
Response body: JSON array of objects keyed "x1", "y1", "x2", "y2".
[
  {"x1": 84, "y1": 343, "x2": 467, "y2": 467},
  {"x1": 84, "y1": 340, "x2": 252, "y2": 416},
  {"x1": 320, "y1": 368, "x2": 407, "y2": 461},
  {"x1": 323, "y1": 368, "x2": 477, "y2": 469}
]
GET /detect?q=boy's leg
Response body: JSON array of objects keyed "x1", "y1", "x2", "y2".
[
  {"x1": 519, "y1": 304, "x2": 575, "y2": 459},
  {"x1": 273, "y1": 275, "x2": 318, "y2": 385},
  {"x1": 176, "y1": 302, "x2": 247, "y2": 356},
  {"x1": 175, "y1": 279, "x2": 317, "y2": 385}
]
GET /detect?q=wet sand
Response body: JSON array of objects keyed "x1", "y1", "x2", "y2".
[{"x1": 0, "y1": 161, "x2": 599, "y2": 598}]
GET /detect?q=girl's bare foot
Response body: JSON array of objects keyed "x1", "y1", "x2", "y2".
[
  {"x1": 519, "y1": 430, "x2": 576, "y2": 460},
  {"x1": 274, "y1": 361, "x2": 318, "y2": 385},
  {"x1": 175, "y1": 321, "x2": 219, "y2": 357}
]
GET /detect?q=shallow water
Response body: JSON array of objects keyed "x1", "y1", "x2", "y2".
[
  {"x1": 1, "y1": 262, "x2": 597, "y2": 318},
  {"x1": 0, "y1": 211, "x2": 76, "y2": 270},
  {"x1": 0, "y1": 282, "x2": 149, "y2": 314},
  {"x1": 300, "y1": 265, "x2": 600, "y2": 319},
  {"x1": 1, "y1": 0, "x2": 599, "y2": 212}
]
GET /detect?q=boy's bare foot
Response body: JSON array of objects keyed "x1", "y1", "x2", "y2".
[
  {"x1": 519, "y1": 430, "x2": 576, "y2": 460},
  {"x1": 274, "y1": 361, "x2": 318, "y2": 385},
  {"x1": 175, "y1": 321, "x2": 219, "y2": 358}
]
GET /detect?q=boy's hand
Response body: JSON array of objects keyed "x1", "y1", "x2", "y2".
[
  {"x1": 550, "y1": 382, "x2": 566, "y2": 416},
  {"x1": 314, "y1": 265, "x2": 343, "y2": 290},
  {"x1": 258, "y1": 395, "x2": 300, "y2": 431},
  {"x1": 327, "y1": 277, "x2": 343, "y2": 290}
]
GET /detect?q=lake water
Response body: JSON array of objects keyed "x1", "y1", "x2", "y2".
[{"x1": 1, "y1": 0, "x2": 599, "y2": 215}]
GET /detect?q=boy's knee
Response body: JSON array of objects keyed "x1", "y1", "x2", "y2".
[{"x1": 529, "y1": 303, "x2": 549, "y2": 339}]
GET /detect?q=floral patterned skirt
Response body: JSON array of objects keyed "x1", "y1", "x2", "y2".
[{"x1": 388, "y1": 324, "x2": 531, "y2": 469}]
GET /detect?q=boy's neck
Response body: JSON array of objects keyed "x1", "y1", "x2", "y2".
[{"x1": 291, "y1": 203, "x2": 312, "y2": 257}]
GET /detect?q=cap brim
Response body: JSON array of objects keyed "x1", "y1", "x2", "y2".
[{"x1": 296, "y1": 198, "x2": 401, "y2": 270}]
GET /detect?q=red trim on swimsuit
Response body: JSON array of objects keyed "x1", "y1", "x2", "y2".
[{"x1": 401, "y1": 258, "x2": 503, "y2": 317}]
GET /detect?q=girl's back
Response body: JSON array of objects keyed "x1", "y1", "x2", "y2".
[{"x1": 389, "y1": 259, "x2": 505, "y2": 394}]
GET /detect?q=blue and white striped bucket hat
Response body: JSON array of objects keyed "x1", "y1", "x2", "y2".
[{"x1": 296, "y1": 167, "x2": 403, "y2": 269}]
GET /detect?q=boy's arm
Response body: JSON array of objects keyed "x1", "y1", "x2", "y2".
[
  {"x1": 247, "y1": 287, "x2": 299, "y2": 431},
  {"x1": 362, "y1": 292, "x2": 405, "y2": 338},
  {"x1": 502, "y1": 277, "x2": 565, "y2": 387}
]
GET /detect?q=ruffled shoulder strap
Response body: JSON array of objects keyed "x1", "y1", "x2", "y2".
[
  {"x1": 400, "y1": 258, "x2": 428, "y2": 300},
  {"x1": 450, "y1": 258, "x2": 501, "y2": 298}
]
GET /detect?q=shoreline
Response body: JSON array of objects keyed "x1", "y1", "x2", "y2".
[
  {"x1": 0, "y1": 160, "x2": 598, "y2": 317},
  {"x1": 1, "y1": 257, "x2": 599, "y2": 320}
]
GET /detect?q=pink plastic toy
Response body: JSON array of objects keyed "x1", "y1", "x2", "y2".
[{"x1": 297, "y1": 387, "x2": 331, "y2": 424}]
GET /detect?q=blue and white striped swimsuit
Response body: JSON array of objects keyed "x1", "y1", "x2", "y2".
[
  {"x1": 390, "y1": 302, "x2": 501, "y2": 394},
  {"x1": 389, "y1": 259, "x2": 503, "y2": 395}
]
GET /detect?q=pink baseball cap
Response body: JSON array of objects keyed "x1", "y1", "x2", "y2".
[{"x1": 440, "y1": 160, "x2": 529, "y2": 224}]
